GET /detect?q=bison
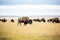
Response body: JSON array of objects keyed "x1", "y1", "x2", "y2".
[
  {"x1": 47, "y1": 19, "x2": 52, "y2": 22},
  {"x1": 11, "y1": 19, "x2": 14, "y2": 22},
  {"x1": 52, "y1": 18, "x2": 60, "y2": 23},
  {"x1": 33, "y1": 18, "x2": 41, "y2": 22},
  {"x1": 40, "y1": 18, "x2": 46, "y2": 22},
  {"x1": 23, "y1": 19, "x2": 32, "y2": 25},
  {"x1": 47, "y1": 17, "x2": 60, "y2": 23},
  {"x1": 17, "y1": 17, "x2": 32, "y2": 26},
  {"x1": 1, "y1": 18, "x2": 7, "y2": 22}
]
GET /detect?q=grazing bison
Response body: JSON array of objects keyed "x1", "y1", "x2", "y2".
[
  {"x1": 40, "y1": 18, "x2": 46, "y2": 22},
  {"x1": 11, "y1": 19, "x2": 14, "y2": 22},
  {"x1": 47, "y1": 18, "x2": 52, "y2": 22},
  {"x1": 17, "y1": 17, "x2": 32, "y2": 26},
  {"x1": 47, "y1": 17, "x2": 60, "y2": 23},
  {"x1": 24, "y1": 19, "x2": 32, "y2": 25},
  {"x1": 2, "y1": 18, "x2": 7, "y2": 22},
  {"x1": 33, "y1": 18, "x2": 41, "y2": 22},
  {"x1": 52, "y1": 18, "x2": 60, "y2": 23}
]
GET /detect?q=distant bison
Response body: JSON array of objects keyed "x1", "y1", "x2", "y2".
[
  {"x1": 33, "y1": 18, "x2": 41, "y2": 22},
  {"x1": 17, "y1": 17, "x2": 32, "y2": 26},
  {"x1": 11, "y1": 19, "x2": 14, "y2": 22},
  {"x1": 47, "y1": 18, "x2": 52, "y2": 22},
  {"x1": 1, "y1": 18, "x2": 7, "y2": 22},
  {"x1": 40, "y1": 18, "x2": 46, "y2": 22},
  {"x1": 47, "y1": 17, "x2": 60, "y2": 23}
]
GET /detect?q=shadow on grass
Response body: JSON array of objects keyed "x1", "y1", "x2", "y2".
[
  {"x1": 36, "y1": 35, "x2": 60, "y2": 40},
  {"x1": 0, "y1": 32, "x2": 60, "y2": 40},
  {"x1": 0, "y1": 38, "x2": 11, "y2": 40},
  {"x1": 0, "y1": 33, "x2": 11, "y2": 40}
]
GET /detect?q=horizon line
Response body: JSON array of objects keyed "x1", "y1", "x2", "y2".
[{"x1": 0, "y1": 15, "x2": 60, "y2": 17}]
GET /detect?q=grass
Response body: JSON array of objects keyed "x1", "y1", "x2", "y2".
[
  {"x1": 0, "y1": 33, "x2": 60, "y2": 40},
  {"x1": 0, "y1": 18, "x2": 60, "y2": 40}
]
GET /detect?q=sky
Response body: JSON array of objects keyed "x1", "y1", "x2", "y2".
[
  {"x1": 0, "y1": 0, "x2": 60, "y2": 5},
  {"x1": 0, "y1": 0, "x2": 60, "y2": 16}
]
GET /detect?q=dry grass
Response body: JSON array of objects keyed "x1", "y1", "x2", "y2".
[{"x1": 0, "y1": 18, "x2": 60, "y2": 40}]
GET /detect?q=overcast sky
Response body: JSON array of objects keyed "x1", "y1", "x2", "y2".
[{"x1": 0, "y1": 0, "x2": 60, "y2": 16}]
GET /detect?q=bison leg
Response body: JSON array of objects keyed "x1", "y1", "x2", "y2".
[
  {"x1": 17, "y1": 22, "x2": 19, "y2": 26},
  {"x1": 52, "y1": 21, "x2": 55, "y2": 23},
  {"x1": 17, "y1": 22, "x2": 21, "y2": 26},
  {"x1": 29, "y1": 20, "x2": 32, "y2": 24}
]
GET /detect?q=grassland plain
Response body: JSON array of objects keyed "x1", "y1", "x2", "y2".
[{"x1": 0, "y1": 18, "x2": 60, "y2": 40}]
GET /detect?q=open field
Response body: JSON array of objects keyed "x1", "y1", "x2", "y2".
[{"x1": 0, "y1": 18, "x2": 60, "y2": 40}]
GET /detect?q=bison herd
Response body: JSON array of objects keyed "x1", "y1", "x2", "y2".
[{"x1": 0, "y1": 17, "x2": 60, "y2": 25}]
